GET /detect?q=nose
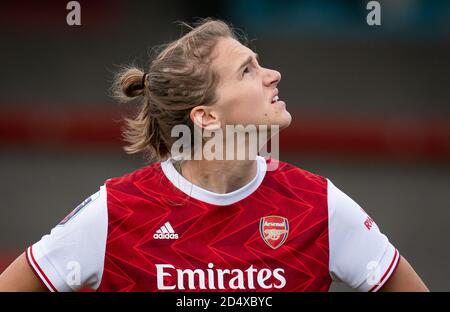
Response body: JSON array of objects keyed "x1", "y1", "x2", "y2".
[{"x1": 264, "y1": 68, "x2": 281, "y2": 87}]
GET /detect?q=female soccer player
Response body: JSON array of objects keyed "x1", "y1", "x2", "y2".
[{"x1": 0, "y1": 19, "x2": 428, "y2": 292}]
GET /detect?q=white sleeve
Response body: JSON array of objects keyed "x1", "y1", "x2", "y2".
[
  {"x1": 26, "y1": 185, "x2": 108, "y2": 292},
  {"x1": 327, "y1": 179, "x2": 400, "y2": 292}
]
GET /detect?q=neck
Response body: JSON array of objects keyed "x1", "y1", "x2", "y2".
[{"x1": 180, "y1": 159, "x2": 258, "y2": 194}]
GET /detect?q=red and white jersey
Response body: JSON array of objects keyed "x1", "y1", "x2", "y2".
[{"x1": 26, "y1": 156, "x2": 400, "y2": 292}]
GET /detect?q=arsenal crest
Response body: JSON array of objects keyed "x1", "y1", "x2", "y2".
[{"x1": 259, "y1": 216, "x2": 289, "y2": 249}]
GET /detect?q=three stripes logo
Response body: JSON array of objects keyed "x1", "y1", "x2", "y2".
[{"x1": 153, "y1": 221, "x2": 179, "y2": 240}]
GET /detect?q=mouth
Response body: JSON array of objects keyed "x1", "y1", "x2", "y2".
[
  {"x1": 270, "y1": 89, "x2": 282, "y2": 104},
  {"x1": 269, "y1": 88, "x2": 286, "y2": 109},
  {"x1": 271, "y1": 95, "x2": 280, "y2": 104}
]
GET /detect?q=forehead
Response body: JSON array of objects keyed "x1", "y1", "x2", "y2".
[{"x1": 212, "y1": 37, "x2": 254, "y2": 75}]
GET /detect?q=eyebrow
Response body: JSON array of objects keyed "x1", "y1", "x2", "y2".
[{"x1": 237, "y1": 53, "x2": 259, "y2": 73}]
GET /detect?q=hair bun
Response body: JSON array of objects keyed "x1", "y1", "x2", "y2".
[{"x1": 114, "y1": 67, "x2": 147, "y2": 100}]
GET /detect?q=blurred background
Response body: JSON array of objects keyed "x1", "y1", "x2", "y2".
[{"x1": 0, "y1": 0, "x2": 449, "y2": 291}]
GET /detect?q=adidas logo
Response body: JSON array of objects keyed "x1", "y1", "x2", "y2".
[{"x1": 153, "y1": 221, "x2": 179, "y2": 240}]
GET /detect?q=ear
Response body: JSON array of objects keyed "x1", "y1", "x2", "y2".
[{"x1": 190, "y1": 106, "x2": 221, "y2": 130}]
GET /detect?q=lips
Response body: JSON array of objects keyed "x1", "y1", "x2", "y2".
[{"x1": 271, "y1": 89, "x2": 280, "y2": 104}]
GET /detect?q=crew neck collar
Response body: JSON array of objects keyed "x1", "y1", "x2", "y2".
[{"x1": 160, "y1": 156, "x2": 267, "y2": 206}]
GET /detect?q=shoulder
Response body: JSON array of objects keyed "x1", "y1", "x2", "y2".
[
  {"x1": 264, "y1": 158, "x2": 328, "y2": 193},
  {"x1": 28, "y1": 185, "x2": 109, "y2": 291},
  {"x1": 105, "y1": 161, "x2": 164, "y2": 190}
]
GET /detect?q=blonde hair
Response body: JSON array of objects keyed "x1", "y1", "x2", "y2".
[{"x1": 113, "y1": 19, "x2": 241, "y2": 162}]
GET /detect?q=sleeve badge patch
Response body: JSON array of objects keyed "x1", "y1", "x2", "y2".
[{"x1": 58, "y1": 191, "x2": 100, "y2": 226}]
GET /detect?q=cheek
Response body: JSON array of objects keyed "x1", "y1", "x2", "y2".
[
  {"x1": 216, "y1": 83, "x2": 267, "y2": 124},
  {"x1": 235, "y1": 84, "x2": 266, "y2": 110}
]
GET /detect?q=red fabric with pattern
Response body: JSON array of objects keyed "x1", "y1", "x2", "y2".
[{"x1": 97, "y1": 160, "x2": 331, "y2": 292}]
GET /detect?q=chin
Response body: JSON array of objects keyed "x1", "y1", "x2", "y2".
[{"x1": 277, "y1": 110, "x2": 292, "y2": 130}]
